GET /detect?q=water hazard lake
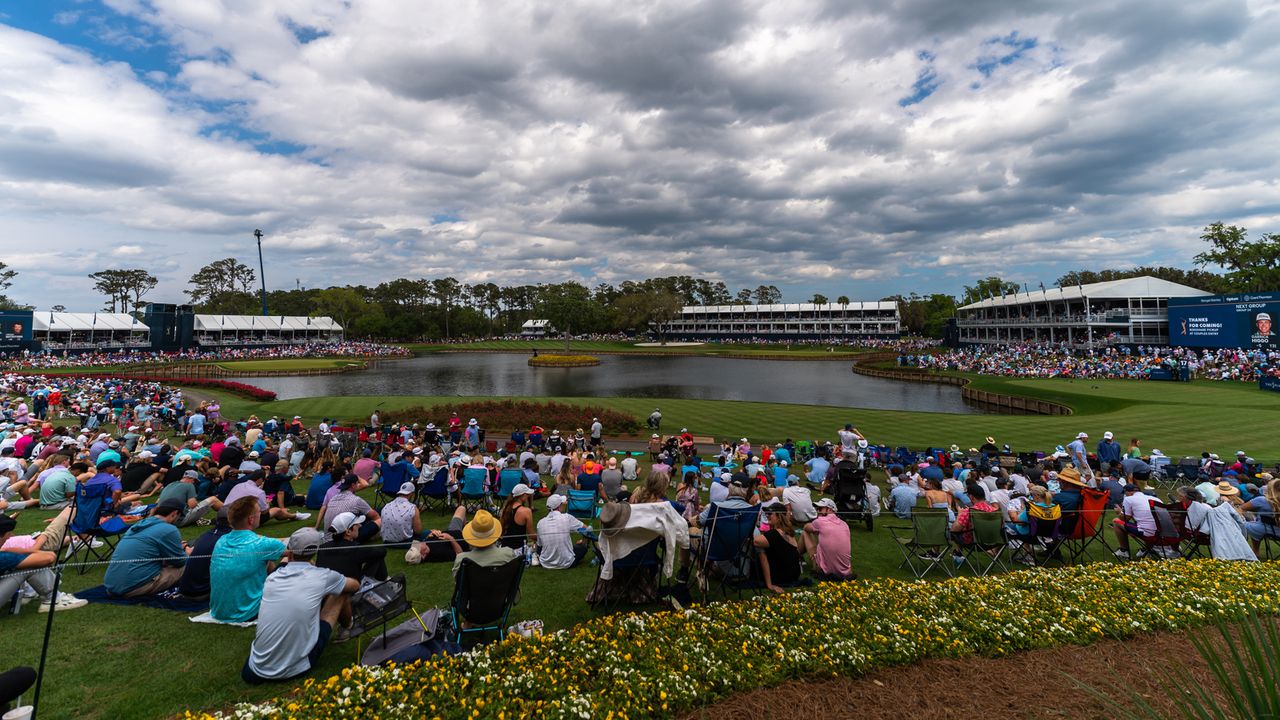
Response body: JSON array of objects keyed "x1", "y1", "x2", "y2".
[{"x1": 247, "y1": 353, "x2": 982, "y2": 414}]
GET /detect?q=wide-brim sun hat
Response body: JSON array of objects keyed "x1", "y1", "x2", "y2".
[{"x1": 462, "y1": 510, "x2": 501, "y2": 547}]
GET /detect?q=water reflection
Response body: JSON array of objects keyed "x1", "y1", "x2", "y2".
[{"x1": 247, "y1": 353, "x2": 981, "y2": 414}]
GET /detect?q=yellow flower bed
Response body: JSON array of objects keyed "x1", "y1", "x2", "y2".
[
  {"x1": 528, "y1": 354, "x2": 601, "y2": 367},
  {"x1": 189, "y1": 561, "x2": 1280, "y2": 720}
]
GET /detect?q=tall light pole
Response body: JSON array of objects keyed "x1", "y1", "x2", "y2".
[{"x1": 254, "y1": 229, "x2": 268, "y2": 316}]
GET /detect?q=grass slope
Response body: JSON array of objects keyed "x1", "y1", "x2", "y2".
[{"x1": 214, "y1": 359, "x2": 365, "y2": 372}]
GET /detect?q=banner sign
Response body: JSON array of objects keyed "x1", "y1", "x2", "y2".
[
  {"x1": 1261, "y1": 376, "x2": 1280, "y2": 394},
  {"x1": 1168, "y1": 292, "x2": 1280, "y2": 350},
  {"x1": 0, "y1": 311, "x2": 32, "y2": 351}
]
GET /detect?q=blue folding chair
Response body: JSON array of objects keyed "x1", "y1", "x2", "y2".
[
  {"x1": 694, "y1": 504, "x2": 761, "y2": 603},
  {"x1": 417, "y1": 466, "x2": 451, "y2": 514},
  {"x1": 373, "y1": 461, "x2": 413, "y2": 510},
  {"x1": 66, "y1": 481, "x2": 129, "y2": 575},
  {"x1": 588, "y1": 537, "x2": 663, "y2": 610},
  {"x1": 566, "y1": 489, "x2": 600, "y2": 521},
  {"x1": 495, "y1": 469, "x2": 523, "y2": 501},
  {"x1": 459, "y1": 467, "x2": 490, "y2": 513}
]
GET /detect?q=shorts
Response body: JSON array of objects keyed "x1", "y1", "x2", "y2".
[
  {"x1": 1112, "y1": 518, "x2": 1152, "y2": 538},
  {"x1": 241, "y1": 621, "x2": 332, "y2": 684}
]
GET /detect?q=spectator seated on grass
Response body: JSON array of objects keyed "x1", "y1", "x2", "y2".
[
  {"x1": 753, "y1": 501, "x2": 802, "y2": 593},
  {"x1": 210, "y1": 496, "x2": 287, "y2": 623},
  {"x1": 224, "y1": 469, "x2": 310, "y2": 526},
  {"x1": 498, "y1": 484, "x2": 537, "y2": 550},
  {"x1": 0, "y1": 512, "x2": 88, "y2": 615},
  {"x1": 35, "y1": 454, "x2": 81, "y2": 510},
  {"x1": 158, "y1": 469, "x2": 223, "y2": 528},
  {"x1": 242, "y1": 528, "x2": 359, "y2": 684},
  {"x1": 304, "y1": 463, "x2": 336, "y2": 510},
  {"x1": 316, "y1": 512, "x2": 388, "y2": 583},
  {"x1": 317, "y1": 474, "x2": 379, "y2": 542},
  {"x1": 379, "y1": 482, "x2": 424, "y2": 544},
  {"x1": 178, "y1": 507, "x2": 232, "y2": 600},
  {"x1": 535, "y1": 494, "x2": 588, "y2": 569},
  {"x1": 803, "y1": 498, "x2": 854, "y2": 582},
  {"x1": 103, "y1": 499, "x2": 189, "y2": 598},
  {"x1": 1240, "y1": 477, "x2": 1280, "y2": 554}
]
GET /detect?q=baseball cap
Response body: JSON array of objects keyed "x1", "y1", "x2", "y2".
[
  {"x1": 0, "y1": 515, "x2": 16, "y2": 534},
  {"x1": 137, "y1": 450, "x2": 155, "y2": 460},
  {"x1": 182, "y1": 469, "x2": 199, "y2": 480},
  {"x1": 815, "y1": 498, "x2": 837, "y2": 510},
  {"x1": 155, "y1": 498, "x2": 185, "y2": 516},
  {"x1": 287, "y1": 527, "x2": 325, "y2": 557},
  {"x1": 330, "y1": 512, "x2": 365, "y2": 534},
  {"x1": 546, "y1": 493, "x2": 567, "y2": 510},
  {"x1": 511, "y1": 483, "x2": 535, "y2": 498},
  {"x1": 397, "y1": 481, "x2": 416, "y2": 495},
  {"x1": 1103, "y1": 431, "x2": 1113, "y2": 440},
  {"x1": 1076, "y1": 432, "x2": 1088, "y2": 439},
  {"x1": 1123, "y1": 483, "x2": 1139, "y2": 493}
]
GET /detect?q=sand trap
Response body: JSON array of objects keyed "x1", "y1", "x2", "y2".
[{"x1": 633, "y1": 341, "x2": 705, "y2": 347}]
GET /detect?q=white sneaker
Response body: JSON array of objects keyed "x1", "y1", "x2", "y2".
[
  {"x1": 40, "y1": 593, "x2": 88, "y2": 613},
  {"x1": 293, "y1": 512, "x2": 312, "y2": 521},
  {"x1": 1113, "y1": 549, "x2": 1130, "y2": 560}
]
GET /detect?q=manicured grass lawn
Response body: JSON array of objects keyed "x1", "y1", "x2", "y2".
[
  {"x1": 404, "y1": 340, "x2": 869, "y2": 358},
  {"x1": 215, "y1": 359, "x2": 366, "y2": 372}
]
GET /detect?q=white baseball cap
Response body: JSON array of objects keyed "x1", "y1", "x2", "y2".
[
  {"x1": 511, "y1": 483, "x2": 535, "y2": 498},
  {"x1": 1103, "y1": 431, "x2": 1113, "y2": 440},
  {"x1": 330, "y1": 512, "x2": 365, "y2": 534},
  {"x1": 815, "y1": 498, "x2": 837, "y2": 510},
  {"x1": 546, "y1": 494, "x2": 567, "y2": 510}
]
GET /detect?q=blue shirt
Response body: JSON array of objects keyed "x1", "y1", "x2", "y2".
[
  {"x1": 210, "y1": 530, "x2": 286, "y2": 622},
  {"x1": 890, "y1": 484, "x2": 920, "y2": 518},
  {"x1": 103, "y1": 516, "x2": 186, "y2": 595},
  {"x1": 188, "y1": 414, "x2": 206, "y2": 434},
  {"x1": 805, "y1": 457, "x2": 830, "y2": 482},
  {"x1": 305, "y1": 472, "x2": 333, "y2": 510}
]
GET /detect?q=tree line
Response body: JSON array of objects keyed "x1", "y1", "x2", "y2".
[{"x1": 0, "y1": 221, "x2": 1275, "y2": 338}]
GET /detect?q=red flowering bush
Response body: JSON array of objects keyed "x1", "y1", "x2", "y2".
[
  {"x1": 57, "y1": 373, "x2": 278, "y2": 401},
  {"x1": 383, "y1": 399, "x2": 639, "y2": 433}
]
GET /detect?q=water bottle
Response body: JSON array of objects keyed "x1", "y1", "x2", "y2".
[{"x1": 522, "y1": 543, "x2": 532, "y2": 566}]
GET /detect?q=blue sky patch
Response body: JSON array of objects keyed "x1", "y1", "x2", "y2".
[
  {"x1": 899, "y1": 50, "x2": 940, "y2": 106},
  {"x1": 973, "y1": 31, "x2": 1038, "y2": 78}
]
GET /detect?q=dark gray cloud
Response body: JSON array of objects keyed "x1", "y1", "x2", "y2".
[{"x1": 1, "y1": 1, "x2": 1279, "y2": 311}]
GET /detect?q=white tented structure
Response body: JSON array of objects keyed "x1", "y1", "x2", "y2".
[
  {"x1": 193, "y1": 315, "x2": 344, "y2": 346},
  {"x1": 521, "y1": 319, "x2": 554, "y2": 338},
  {"x1": 31, "y1": 312, "x2": 150, "y2": 351},
  {"x1": 666, "y1": 302, "x2": 900, "y2": 339},
  {"x1": 955, "y1": 276, "x2": 1214, "y2": 348}
]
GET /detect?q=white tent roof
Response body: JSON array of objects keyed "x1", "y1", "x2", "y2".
[
  {"x1": 522, "y1": 319, "x2": 552, "y2": 329},
  {"x1": 957, "y1": 276, "x2": 1213, "y2": 311},
  {"x1": 194, "y1": 314, "x2": 343, "y2": 332},
  {"x1": 680, "y1": 301, "x2": 897, "y2": 314},
  {"x1": 32, "y1": 312, "x2": 148, "y2": 333}
]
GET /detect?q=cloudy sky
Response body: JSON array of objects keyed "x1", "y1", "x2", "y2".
[{"x1": 2, "y1": 0, "x2": 1279, "y2": 311}]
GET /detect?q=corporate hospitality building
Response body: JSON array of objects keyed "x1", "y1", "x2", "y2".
[
  {"x1": 0, "y1": 304, "x2": 343, "y2": 354},
  {"x1": 954, "y1": 276, "x2": 1213, "y2": 348},
  {"x1": 664, "y1": 301, "x2": 900, "y2": 339}
]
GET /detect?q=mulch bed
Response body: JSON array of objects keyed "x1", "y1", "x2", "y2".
[{"x1": 686, "y1": 622, "x2": 1270, "y2": 720}]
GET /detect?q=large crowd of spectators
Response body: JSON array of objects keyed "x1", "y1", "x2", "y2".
[
  {"x1": 0, "y1": 341, "x2": 411, "y2": 372},
  {"x1": 900, "y1": 344, "x2": 1280, "y2": 382}
]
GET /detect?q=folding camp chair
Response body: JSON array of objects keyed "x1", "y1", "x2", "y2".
[
  {"x1": 1062, "y1": 487, "x2": 1110, "y2": 564},
  {"x1": 348, "y1": 574, "x2": 411, "y2": 656},
  {"x1": 1168, "y1": 501, "x2": 1211, "y2": 559},
  {"x1": 459, "y1": 467, "x2": 491, "y2": 513},
  {"x1": 1135, "y1": 501, "x2": 1184, "y2": 559},
  {"x1": 1012, "y1": 509, "x2": 1066, "y2": 567},
  {"x1": 587, "y1": 537, "x2": 664, "y2": 611},
  {"x1": 373, "y1": 461, "x2": 412, "y2": 510},
  {"x1": 494, "y1": 469, "x2": 523, "y2": 501},
  {"x1": 565, "y1": 489, "x2": 600, "y2": 521},
  {"x1": 886, "y1": 509, "x2": 952, "y2": 579},
  {"x1": 65, "y1": 481, "x2": 129, "y2": 575},
  {"x1": 447, "y1": 555, "x2": 524, "y2": 644},
  {"x1": 693, "y1": 504, "x2": 761, "y2": 603},
  {"x1": 954, "y1": 509, "x2": 1010, "y2": 576},
  {"x1": 416, "y1": 466, "x2": 451, "y2": 514}
]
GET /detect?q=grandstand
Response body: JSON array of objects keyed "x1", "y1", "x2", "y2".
[
  {"x1": 665, "y1": 301, "x2": 900, "y2": 339},
  {"x1": 193, "y1": 314, "x2": 343, "y2": 347},
  {"x1": 31, "y1": 311, "x2": 150, "y2": 351},
  {"x1": 955, "y1": 276, "x2": 1213, "y2": 348}
]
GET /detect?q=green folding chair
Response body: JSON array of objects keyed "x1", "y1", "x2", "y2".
[
  {"x1": 956, "y1": 509, "x2": 1010, "y2": 576},
  {"x1": 887, "y1": 509, "x2": 952, "y2": 579}
]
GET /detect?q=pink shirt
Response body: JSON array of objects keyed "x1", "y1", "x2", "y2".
[
  {"x1": 810, "y1": 513, "x2": 851, "y2": 577},
  {"x1": 353, "y1": 457, "x2": 380, "y2": 481}
]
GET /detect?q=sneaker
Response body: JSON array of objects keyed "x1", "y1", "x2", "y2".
[
  {"x1": 196, "y1": 518, "x2": 213, "y2": 526},
  {"x1": 332, "y1": 624, "x2": 352, "y2": 643},
  {"x1": 293, "y1": 512, "x2": 312, "y2": 522},
  {"x1": 1113, "y1": 549, "x2": 1130, "y2": 560},
  {"x1": 40, "y1": 593, "x2": 88, "y2": 613}
]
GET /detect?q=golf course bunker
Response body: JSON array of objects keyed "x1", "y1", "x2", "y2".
[{"x1": 247, "y1": 353, "x2": 982, "y2": 413}]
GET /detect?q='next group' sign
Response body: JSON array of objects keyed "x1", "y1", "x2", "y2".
[{"x1": 1168, "y1": 292, "x2": 1280, "y2": 350}]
